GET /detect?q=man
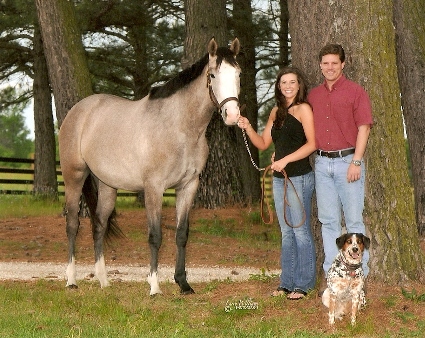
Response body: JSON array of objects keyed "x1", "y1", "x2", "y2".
[{"x1": 308, "y1": 44, "x2": 373, "y2": 286}]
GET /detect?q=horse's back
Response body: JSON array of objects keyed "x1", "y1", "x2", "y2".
[{"x1": 59, "y1": 93, "x2": 206, "y2": 192}]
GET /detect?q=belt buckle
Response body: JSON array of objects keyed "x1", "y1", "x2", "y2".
[{"x1": 328, "y1": 151, "x2": 339, "y2": 158}]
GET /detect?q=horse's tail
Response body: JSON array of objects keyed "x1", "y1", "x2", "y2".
[{"x1": 82, "y1": 174, "x2": 124, "y2": 242}]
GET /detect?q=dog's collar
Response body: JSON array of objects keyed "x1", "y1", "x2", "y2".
[{"x1": 337, "y1": 252, "x2": 363, "y2": 277}]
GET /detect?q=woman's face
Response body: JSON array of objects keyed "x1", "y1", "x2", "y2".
[{"x1": 279, "y1": 73, "x2": 299, "y2": 102}]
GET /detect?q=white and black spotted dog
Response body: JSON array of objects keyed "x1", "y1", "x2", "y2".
[{"x1": 322, "y1": 233, "x2": 371, "y2": 326}]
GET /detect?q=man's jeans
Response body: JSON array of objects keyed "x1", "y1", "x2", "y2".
[
  {"x1": 273, "y1": 171, "x2": 316, "y2": 292},
  {"x1": 315, "y1": 153, "x2": 370, "y2": 276}
]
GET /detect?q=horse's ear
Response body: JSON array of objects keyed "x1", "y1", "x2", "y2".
[
  {"x1": 230, "y1": 37, "x2": 240, "y2": 56},
  {"x1": 208, "y1": 37, "x2": 218, "y2": 56}
]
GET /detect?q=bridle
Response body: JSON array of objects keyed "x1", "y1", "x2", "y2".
[{"x1": 207, "y1": 69, "x2": 242, "y2": 118}]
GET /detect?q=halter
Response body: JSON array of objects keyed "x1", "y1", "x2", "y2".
[{"x1": 206, "y1": 69, "x2": 241, "y2": 115}]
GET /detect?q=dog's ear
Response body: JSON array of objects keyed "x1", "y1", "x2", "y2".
[
  {"x1": 361, "y1": 234, "x2": 371, "y2": 250},
  {"x1": 336, "y1": 234, "x2": 347, "y2": 249}
]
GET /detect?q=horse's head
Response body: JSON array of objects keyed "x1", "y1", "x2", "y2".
[{"x1": 207, "y1": 37, "x2": 241, "y2": 126}]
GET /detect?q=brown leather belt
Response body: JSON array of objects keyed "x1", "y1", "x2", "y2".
[{"x1": 316, "y1": 148, "x2": 355, "y2": 158}]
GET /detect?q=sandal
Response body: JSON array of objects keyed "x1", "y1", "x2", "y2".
[
  {"x1": 287, "y1": 289, "x2": 307, "y2": 300},
  {"x1": 271, "y1": 287, "x2": 291, "y2": 297}
]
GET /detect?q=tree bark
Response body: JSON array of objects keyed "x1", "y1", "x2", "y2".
[
  {"x1": 34, "y1": 0, "x2": 92, "y2": 126},
  {"x1": 35, "y1": 0, "x2": 94, "y2": 216},
  {"x1": 279, "y1": 0, "x2": 290, "y2": 66},
  {"x1": 184, "y1": 0, "x2": 244, "y2": 208},
  {"x1": 32, "y1": 24, "x2": 58, "y2": 199},
  {"x1": 393, "y1": 0, "x2": 425, "y2": 235},
  {"x1": 288, "y1": 0, "x2": 425, "y2": 283}
]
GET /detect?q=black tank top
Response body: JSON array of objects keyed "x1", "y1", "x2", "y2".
[{"x1": 271, "y1": 113, "x2": 312, "y2": 178}]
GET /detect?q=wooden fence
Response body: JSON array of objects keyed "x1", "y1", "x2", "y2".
[
  {"x1": 0, "y1": 157, "x2": 173, "y2": 198},
  {"x1": 0, "y1": 157, "x2": 271, "y2": 199}
]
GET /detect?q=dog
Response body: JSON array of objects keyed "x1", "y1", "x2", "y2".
[{"x1": 322, "y1": 233, "x2": 371, "y2": 326}]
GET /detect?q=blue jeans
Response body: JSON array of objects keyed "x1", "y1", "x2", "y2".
[
  {"x1": 273, "y1": 171, "x2": 316, "y2": 293},
  {"x1": 315, "y1": 153, "x2": 369, "y2": 276}
]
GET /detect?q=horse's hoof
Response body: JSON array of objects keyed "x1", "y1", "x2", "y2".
[
  {"x1": 180, "y1": 287, "x2": 195, "y2": 295},
  {"x1": 149, "y1": 292, "x2": 163, "y2": 298},
  {"x1": 66, "y1": 284, "x2": 78, "y2": 289}
]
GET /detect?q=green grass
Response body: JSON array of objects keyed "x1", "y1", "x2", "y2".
[
  {"x1": 1, "y1": 279, "x2": 424, "y2": 337},
  {"x1": 0, "y1": 280, "x2": 326, "y2": 338},
  {"x1": 0, "y1": 195, "x2": 65, "y2": 218}
]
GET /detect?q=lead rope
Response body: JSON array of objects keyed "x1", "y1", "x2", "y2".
[{"x1": 242, "y1": 128, "x2": 306, "y2": 228}]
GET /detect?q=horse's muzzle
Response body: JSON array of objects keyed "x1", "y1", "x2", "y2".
[{"x1": 221, "y1": 99, "x2": 241, "y2": 125}]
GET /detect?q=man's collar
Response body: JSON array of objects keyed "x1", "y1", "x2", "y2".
[{"x1": 323, "y1": 74, "x2": 346, "y2": 91}]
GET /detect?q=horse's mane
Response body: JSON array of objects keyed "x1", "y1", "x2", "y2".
[{"x1": 149, "y1": 47, "x2": 238, "y2": 100}]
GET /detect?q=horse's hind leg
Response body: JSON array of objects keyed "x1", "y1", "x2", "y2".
[
  {"x1": 93, "y1": 181, "x2": 117, "y2": 288},
  {"x1": 63, "y1": 172, "x2": 88, "y2": 289}
]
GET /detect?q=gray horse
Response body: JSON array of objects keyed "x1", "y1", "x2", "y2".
[{"x1": 59, "y1": 37, "x2": 241, "y2": 295}]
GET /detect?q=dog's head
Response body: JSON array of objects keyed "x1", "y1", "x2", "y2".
[{"x1": 336, "y1": 233, "x2": 370, "y2": 265}]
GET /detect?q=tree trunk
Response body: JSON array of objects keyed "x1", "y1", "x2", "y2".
[
  {"x1": 184, "y1": 0, "x2": 244, "y2": 208},
  {"x1": 34, "y1": 0, "x2": 92, "y2": 126},
  {"x1": 32, "y1": 24, "x2": 58, "y2": 199},
  {"x1": 393, "y1": 0, "x2": 425, "y2": 235},
  {"x1": 288, "y1": 0, "x2": 425, "y2": 283},
  {"x1": 278, "y1": 0, "x2": 290, "y2": 66},
  {"x1": 35, "y1": 0, "x2": 94, "y2": 216},
  {"x1": 232, "y1": 0, "x2": 261, "y2": 204}
]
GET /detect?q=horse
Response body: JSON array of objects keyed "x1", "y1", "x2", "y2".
[{"x1": 59, "y1": 37, "x2": 241, "y2": 295}]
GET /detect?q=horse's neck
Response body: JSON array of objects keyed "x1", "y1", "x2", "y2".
[{"x1": 182, "y1": 73, "x2": 216, "y2": 127}]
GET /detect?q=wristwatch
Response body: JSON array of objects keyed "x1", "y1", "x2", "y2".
[{"x1": 351, "y1": 160, "x2": 361, "y2": 166}]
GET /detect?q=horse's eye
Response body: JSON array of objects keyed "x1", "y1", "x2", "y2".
[{"x1": 210, "y1": 74, "x2": 215, "y2": 78}]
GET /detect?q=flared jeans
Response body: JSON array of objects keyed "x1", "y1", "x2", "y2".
[{"x1": 273, "y1": 171, "x2": 316, "y2": 293}]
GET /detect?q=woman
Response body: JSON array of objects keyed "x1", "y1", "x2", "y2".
[{"x1": 237, "y1": 67, "x2": 316, "y2": 300}]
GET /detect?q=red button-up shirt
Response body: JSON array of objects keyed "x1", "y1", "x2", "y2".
[{"x1": 308, "y1": 75, "x2": 373, "y2": 151}]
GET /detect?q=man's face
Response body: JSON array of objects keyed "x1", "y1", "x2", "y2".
[{"x1": 320, "y1": 54, "x2": 345, "y2": 84}]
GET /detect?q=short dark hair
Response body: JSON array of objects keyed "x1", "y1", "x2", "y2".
[{"x1": 319, "y1": 44, "x2": 345, "y2": 63}]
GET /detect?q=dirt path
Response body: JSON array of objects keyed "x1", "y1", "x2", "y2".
[{"x1": 0, "y1": 261, "x2": 279, "y2": 283}]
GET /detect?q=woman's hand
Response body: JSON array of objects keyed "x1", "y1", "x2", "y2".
[
  {"x1": 271, "y1": 157, "x2": 288, "y2": 172},
  {"x1": 237, "y1": 117, "x2": 251, "y2": 130}
]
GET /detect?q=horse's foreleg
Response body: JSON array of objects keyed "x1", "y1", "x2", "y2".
[
  {"x1": 147, "y1": 223, "x2": 162, "y2": 295},
  {"x1": 174, "y1": 183, "x2": 197, "y2": 294},
  {"x1": 93, "y1": 183, "x2": 117, "y2": 288},
  {"x1": 175, "y1": 214, "x2": 194, "y2": 294},
  {"x1": 145, "y1": 192, "x2": 163, "y2": 295}
]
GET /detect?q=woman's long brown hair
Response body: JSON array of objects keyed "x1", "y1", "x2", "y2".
[{"x1": 273, "y1": 67, "x2": 310, "y2": 129}]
